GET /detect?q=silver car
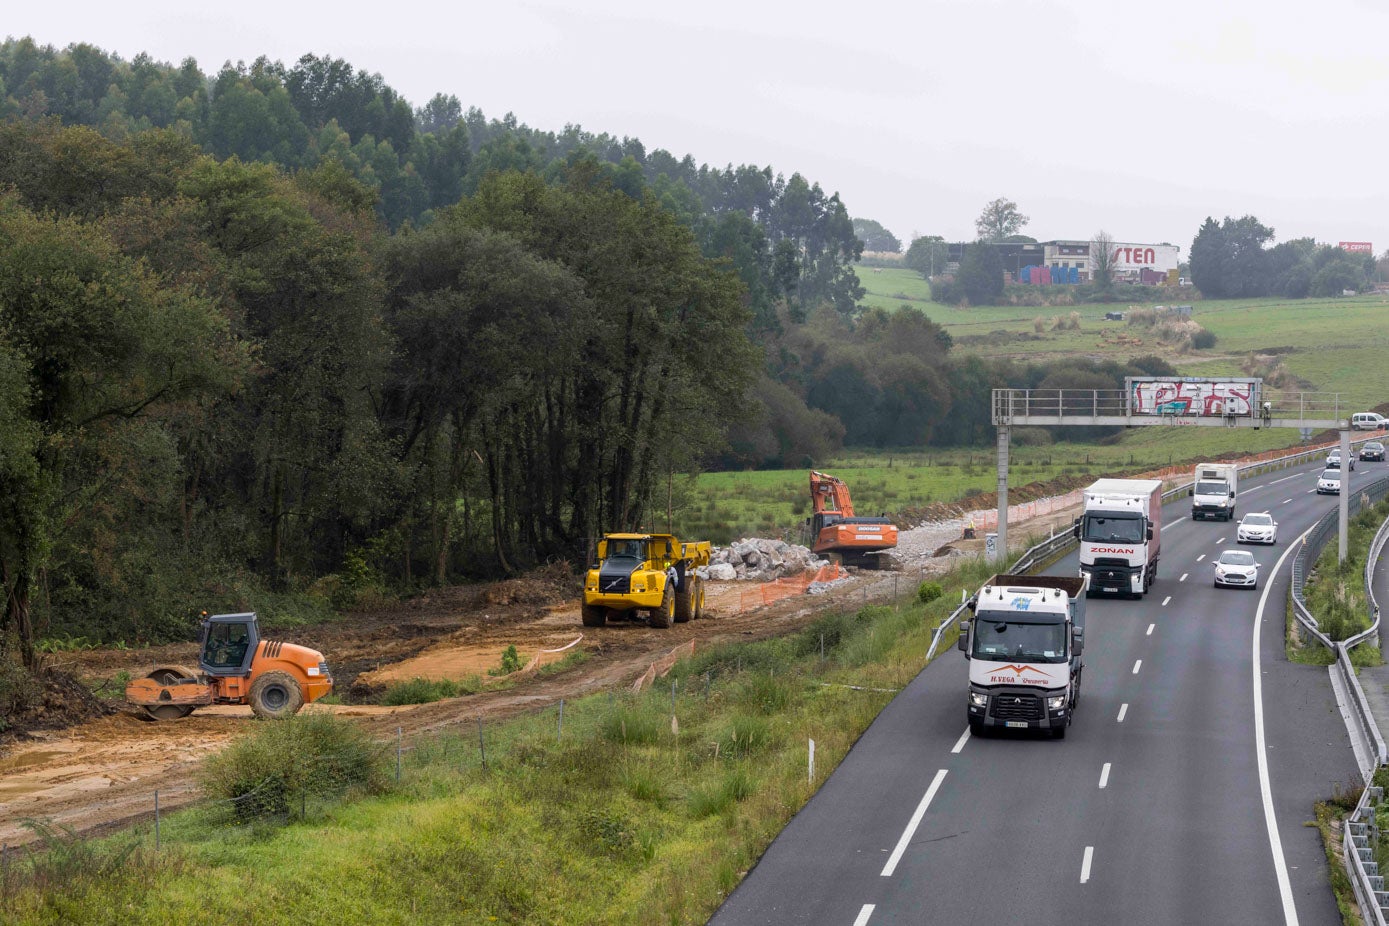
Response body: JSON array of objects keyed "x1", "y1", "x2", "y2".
[
  {"x1": 1317, "y1": 469, "x2": 1342, "y2": 494},
  {"x1": 1214, "y1": 549, "x2": 1260, "y2": 589},
  {"x1": 1236, "y1": 512, "x2": 1277, "y2": 545}
]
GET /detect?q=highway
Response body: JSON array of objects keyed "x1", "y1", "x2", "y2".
[{"x1": 710, "y1": 458, "x2": 1370, "y2": 925}]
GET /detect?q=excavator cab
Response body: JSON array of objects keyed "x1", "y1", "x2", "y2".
[{"x1": 199, "y1": 612, "x2": 259, "y2": 676}]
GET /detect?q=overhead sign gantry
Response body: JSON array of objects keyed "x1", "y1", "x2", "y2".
[{"x1": 990, "y1": 377, "x2": 1352, "y2": 563}]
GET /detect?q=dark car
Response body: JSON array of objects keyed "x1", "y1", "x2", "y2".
[{"x1": 1361, "y1": 441, "x2": 1386, "y2": 462}]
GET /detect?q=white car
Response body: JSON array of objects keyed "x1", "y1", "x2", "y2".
[
  {"x1": 1326, "y1": 450, "x2": 1355, "y2": 471},
  {"x1": 1236, "y1": 512, "x2": 1277, "y2": 545},
  {"x1": 1213, "y1": 549, "x2": 1260, "y2": 589},
  {"x1": 1317, "y1": 469, "x2": 1342, "y2": 494}
]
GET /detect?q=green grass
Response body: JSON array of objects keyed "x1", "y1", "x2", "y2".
[
  {"x1": 856, "y1": 266, "x2": 933, "y2": 312},
  {"x1": 0, "y1": 557, "x2": 1007, "y2": 925}
]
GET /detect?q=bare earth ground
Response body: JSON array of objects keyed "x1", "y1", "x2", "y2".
[{"x1": 0, "y1": 502, "x2": 1088, "y2": 847}]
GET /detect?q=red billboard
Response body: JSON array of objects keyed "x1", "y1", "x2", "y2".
[{"x1": 1339, "y1": 241, "x2": 1373, "y2": 254}]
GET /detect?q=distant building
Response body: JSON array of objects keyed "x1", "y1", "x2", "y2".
[{"x1": 947, "y1": 238, "x2": 1180, "y2": 285}]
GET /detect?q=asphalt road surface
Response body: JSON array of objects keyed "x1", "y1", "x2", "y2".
[{"x1": 711, "y1": 458, "x2": 1369, "y2": 926}]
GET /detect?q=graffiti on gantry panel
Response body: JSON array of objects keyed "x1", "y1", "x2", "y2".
[{"x1": 1129, "y1": 380, "x2": 1253, "y2": 417}]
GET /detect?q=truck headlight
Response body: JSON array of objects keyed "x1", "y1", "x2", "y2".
[
  {"x1": 969, "y1": 692, "x2": 988, "y2": 708},
  {"x1": 1047, "y1": 694, "x2": 1066, "y2": 710},
  {"x1": 633, "y1": 583, "x2": 645, "y2": 592},
  {"x1": 1217, "y1": 500, "x2": 1227, "y2": 507}
]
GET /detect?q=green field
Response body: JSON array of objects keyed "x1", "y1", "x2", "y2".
[{"x1": 856, "y1": 265, "x2": 933, "y2": 313}]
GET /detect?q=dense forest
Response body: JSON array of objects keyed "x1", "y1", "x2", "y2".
[{"x1": 0, "y1": 39, "x2": 1172, "y2": 677}]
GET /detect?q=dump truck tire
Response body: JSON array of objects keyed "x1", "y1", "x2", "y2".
[
  {"x1": 692, "y1": 577, "x2": 705, "y2": 619},
  {"x1": 675, "y1": 582, "x2": 695, "y2": 623},
  {"x1": 249, "y1": 670, "x2": 304, "y2": 719},
  {"x1": 581, "y1": 602, "x2": 607, "y2": 627},
  {"x1": 649, "y1": 585, "x2": 674, "y2": 628}
]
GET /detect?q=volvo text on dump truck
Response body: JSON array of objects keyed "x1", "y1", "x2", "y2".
[
  {"x1": 958, "y1": 574, "x2": 1088, "y2": 739},
  {"x1": 1191, "y1": 463, "x2": 1238, "y2": 521},
  {"x1": 1074, "y1": 478, "x2": 1163, "y2": 598}
]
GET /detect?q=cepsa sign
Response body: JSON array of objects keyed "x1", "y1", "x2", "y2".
[{"x1": 1340, "y1": 241, "x2": 1374, "y2": 254}]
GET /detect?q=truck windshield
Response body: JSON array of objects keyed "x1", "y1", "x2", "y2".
[
  {"x1": 607, "y1": 540, "x2": 645, "y2": 560},
  {"x1": 1080, "y1": 514, "x2": 1144, "y2": 543},
  {"x1": 971, "y1": 615, "x2": 1067, "y2": 663},
  {"x1": 1195, "y1": 480, "x2": 1228, "y2": 496}
]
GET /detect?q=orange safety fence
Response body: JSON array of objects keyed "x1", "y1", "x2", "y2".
[{"x1": 739, "y1": 562, "x2": 846, "y2": 610}]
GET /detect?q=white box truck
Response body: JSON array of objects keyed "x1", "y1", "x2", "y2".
[
  {"x1": 1074, "y1": 478, "x2": 1163, "y2": 598},
  {"x1": 958, "y1": 574, "x2": 1087, "y2": 739},
  {"x1": 1191, "y1": 463, "x2": 1238, "y2": 521}
]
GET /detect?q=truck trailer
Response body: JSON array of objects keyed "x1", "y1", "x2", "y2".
[
  {"x1": 1191, "y1": 463, "x2": 1239, "y2": 521},
  {"x1": 1074, "y1": 478, "x2": 1163, "y2": 598},
  {"x1": 958, "y1": 574, "x2": 1087, "y2": 738}
]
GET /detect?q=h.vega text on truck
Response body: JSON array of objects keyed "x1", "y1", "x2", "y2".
[{"x1": 958, "y1": 574, "x2": 1088, "y2": 739}]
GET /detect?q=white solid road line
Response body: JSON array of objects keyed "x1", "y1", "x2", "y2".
[
  {"x1": 881, "y1": 769, "x2": 948, "y2": 877},
  {"x1": 1117, "y1": 703, "x2": 1128, "y2": 722},
  {"x1": 1147, "y1": 623, "x2": 1155, "y2": 635},
  {"x1": 1164, "y1": 516, "x2": 1187, "y2": 528},
  {"x1": 1267, "y1": 473, "x2": 1300, "y2": 486},
  {"x1": 951, "y1": 728, "x2": 970, "y2": 754},
  {"x1": 853, "y1": 904, "x2": 875, "y2": 926},
  {"x1": 1099, "y1": 763, "x2": 1111, "y2": 789},
  {"x1": 1254, "y1": 528, "x2": 1312, "y2": 925},
  {"x1": 1132, "y1": 659, "x2": 1142, "y2": 674},
  {"x1": 1080, "y1": 846, "x2": 1094, "y2": 883},
  {"x1": 1180, "y1": 573, "x2": 1188, "y2": 582}
]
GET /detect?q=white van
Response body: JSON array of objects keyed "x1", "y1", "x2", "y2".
[{"x1": 1352, "y1": 413, "x2": 1384, "y2": 431}]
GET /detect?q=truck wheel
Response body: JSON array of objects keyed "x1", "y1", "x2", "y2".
[
  {"x1": 649, "y1": 585, "x2": 674, "y2": 628},
  {"x1": 249, "y1": 670, "x2": 304, "y2": 719},
  {"x1": 674, "y1": 582, "x2": 695, "y2": 623},
  {"x1": 581, "y1": 602, "x2": 607, "y2": 627},
  {"x1": 692, "y1": 577, "x2": 705, "y2": 619}
]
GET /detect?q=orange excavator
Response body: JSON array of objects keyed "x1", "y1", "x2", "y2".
[{"x1": 807, "y1": 470, "x2": 899, "y2": 567}]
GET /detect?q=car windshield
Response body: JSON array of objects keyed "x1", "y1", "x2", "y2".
[
  {"x1": 1242, "y1": 514, "x2": 1272, "y2": 526},
  {"x1": 1218, "y1": 551, "x2": 1255, "y2": 566},
  {"x1": 1080, "y1": 514, "x2": 1144, "y2": 543},
  {"x1": 1321, "y1": 470, "x2": 1341, "y2": 481},
  {"x1": 971, "y1": 614, "x2": 1067, "y2": 664},
  {"x1": 1369, "y1": 444, "x2": 1384, "y2": 452},
  {"x1": 1195, "y1": 480, "x2": 1228, "y2": 495}
]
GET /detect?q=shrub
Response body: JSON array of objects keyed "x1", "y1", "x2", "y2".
[
  {"x1": 0, "y1": 655, "x2": 41, "y2": 730},
  {"x1": 380, "y1": 676, "x2": 475, "y2": 705},
  {"x1": 489, "y1": 644, "x2": 523, "y2": 676},
  {"x1": 917, "y1": 581, "x2": 944, "y2": 604},
  {"x1": 201, "y1": 713, "x2": 386, "y2": 821},
  {"x1": 1191, "y1": 327, "x2": 1217, "y2": 349}
]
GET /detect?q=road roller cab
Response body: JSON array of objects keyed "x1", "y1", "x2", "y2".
[{"x1": 126, "y1": 612, "x2": 332, "y2": 720}]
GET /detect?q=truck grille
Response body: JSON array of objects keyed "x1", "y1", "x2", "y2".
[{"x1": 990, "y1": 693, "x2": 1043, "y2": 721}]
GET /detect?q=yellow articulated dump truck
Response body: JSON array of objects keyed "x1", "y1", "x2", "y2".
[{"x1": 582, "y1": 533, "x2": 711, "y2": 628}]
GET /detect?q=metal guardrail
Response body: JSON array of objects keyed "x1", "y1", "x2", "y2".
[{"x1": 1289, "y1": 474, "x2": 1389, "y2": 924}]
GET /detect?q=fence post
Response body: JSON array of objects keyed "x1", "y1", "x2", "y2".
[
  {"x1": 154, "y1": 790, "x2": 160, "y2": 852},
  {"x1": 808, "y1": 738, "x2": 816, "y2": 783},
  {"x1": 557, "y1": 699, "x2": 564, "y2": 742},
  {"x1": 396, "y1": 726, "x2": 403, "y2": 782},
  {"x1": 477, "y1": 716, "x2": 487, "y2": 772}
]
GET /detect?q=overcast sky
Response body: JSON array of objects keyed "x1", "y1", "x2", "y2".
[{"x1": 9, "y1": 0, "x2": 1389, "y2": 255}]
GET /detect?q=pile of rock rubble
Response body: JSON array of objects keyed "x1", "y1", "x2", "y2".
[{"x1": 701, "y1": 538, "x2": 830, "y2": 581}]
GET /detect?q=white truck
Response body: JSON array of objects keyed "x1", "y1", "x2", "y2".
[
  {"x1": 1191, "y1": 463, "x2": 1238, "y2": 521},
  {"x1": 1074, "y1": 478, "x2": 1163, "y2": 598},
  {"x1": 958, "y1": 574, "x2": 1087, "y2": 739}
]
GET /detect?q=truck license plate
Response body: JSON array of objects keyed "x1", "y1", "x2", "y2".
[
  {"x1": 1006, "y1": 721, "x2": 1028, "y2": 729},
  {"x1": 1103, "y1": 587, "x2": 1117, "y2": 593}
]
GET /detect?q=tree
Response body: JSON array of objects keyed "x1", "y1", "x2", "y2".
[
  {"x1": 852, "y1": 217, "x2": 901, "y2": 253},
  {"x1": 1189, "y1": 215, "x2": 1274, "y2": 298},
  {"x1": 956, "y1": 241, "x2": 1005, "y2": 305},
  {"x1": 1090, "y1": 230, "x2": 1116, "y2": 291},
  {"x1": 904, "y1": 235, "x2": 949, "y2": 278},
  {"x1": 975, "y1": 197, "x2": 1028, "y2": 241}
]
